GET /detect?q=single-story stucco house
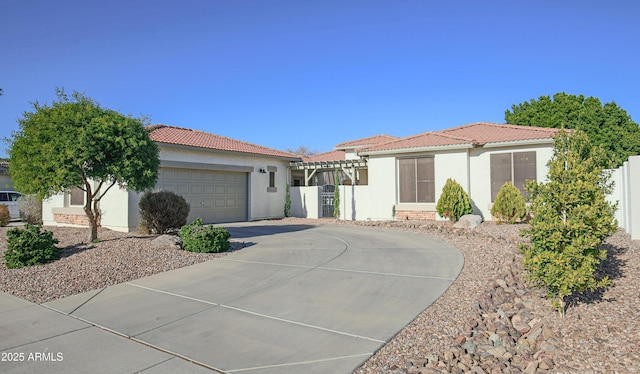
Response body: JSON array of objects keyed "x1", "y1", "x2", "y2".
[
  {"x1": 289, "y1": 122, "x2": 560, "y2": 221},
  {"x1": 29, "y1": 121, "x2": 640, "y2": 240},
  {"x1": 42, "y1": 125, "x2": 301, "y2": 232}
]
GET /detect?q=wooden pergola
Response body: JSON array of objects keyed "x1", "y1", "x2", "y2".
[{"x1": 289, "y1": 159, "x2": 368, "y2": 186}]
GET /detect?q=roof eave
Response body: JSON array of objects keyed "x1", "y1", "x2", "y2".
[
  {"x1": 358, "y1": 143, "x2": 474, "y2": 156},
  {"x1": 156, "y1": 142, "x2": 302, "y2": 161},
  {"x1": 482, "y1": 138, "x2": 555, "y2": 149}
]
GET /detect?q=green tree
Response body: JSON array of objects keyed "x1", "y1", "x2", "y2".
[
  {"x1": 505, "y1": 92, "x2": 640, "y2": 167},
  {"x1": 8, "y1": 89, "x2": 159, "y2": 242},
  {"x1": 436, "y1": 178, "x2": 472, "y2": 221},
  {"x1": 520, "y1": 130, "x2": 617, "y2": 316}
]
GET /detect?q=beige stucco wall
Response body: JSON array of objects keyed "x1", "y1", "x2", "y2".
[
  {"x1": 367, "y1": 150, "x2": 470, "y2": 221},
  {"x1": 42, "y1": 181, "x2": 135, "y2": 232},
  {"x1": 366, "y1": 156, "x2": 396, "y2": 220},
  {"x1": 43, "y1": 145, "x2": 294, "y2": 232},
  {"x1": 365, "y1": 144, "x2": 554, "y2": 222},
  {"x1": 338, "y1": 185, "x2": 370, "y2": 220},
  {"x1": 157, "y1": 145, "x2": 291, "y2": 223},
  {"x1": 290, "y1": 186, "x2": 322, "y2": 219}
]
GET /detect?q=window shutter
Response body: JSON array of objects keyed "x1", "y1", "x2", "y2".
[
  {"x1": 398, "y1": 158, "x2": 415, "y2": 203},
  {"x1": 416, "y1": 157, "x2": 435, "y2": 202},
  {"x1": 490, "y1": 153, "x2": 512, "y2": 202},
  {"x1": 70, "y1": 187, "x2": 84, "y2": 206},
  {"x1": 513, "y1": 151, "x2": 536, "y2": 197}
]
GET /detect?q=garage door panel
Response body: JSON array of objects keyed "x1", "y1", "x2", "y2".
[{"x1": 156, "y1": 167, "x2": 247, "y2": 224}]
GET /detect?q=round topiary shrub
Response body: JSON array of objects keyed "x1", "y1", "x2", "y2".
[
  {"x1": 491, "y1": 181, "x2": 527, "y2": 224},
  {"x1": 178, "y1": 218, "x2": 230, "y2": 253},
  {"x1": 18, "y1": 194, "x2": 43, "y2": 225},
  {"x1": 0, "y1": 204, "x2": 9, "y2": 227},
  {"x1": 139, "y1": 190, "x2": 190, "y2": 234},
  {"x1": 4, "y1": 224, "x2": 60, "y2": 269},
  {"x1": 436, "y1": 178, "x2": 473, "y2": 221}
]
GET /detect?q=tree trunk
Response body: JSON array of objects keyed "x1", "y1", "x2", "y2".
[
  {"x1": 84, "y1": 204, "x2": 98, "y2": 243},
  {"x1": 83, "y1": 182, "x2": 99, "y2": 242}
]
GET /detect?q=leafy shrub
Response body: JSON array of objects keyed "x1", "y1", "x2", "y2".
[
  {"x1": 284, "y1": 183, "x2": 291, "y2": 217},
  {"x1": 18, "y1": 194, "x2": 43, "y2": 225},
  {"x1": 178, "y1": 218, "x2": 230, "y2": 253},
  {"x1": 4, "y1": 224, "x2": 60, "y2": 269},
  {"x1": 491, "y1": 182, "x2": 527, "y2": 224},
  {"x1": 139, "y1": 190, "x2": 190, "y2": 234},
  {"x1": 0, "y1": 204, "x2": 9, "y2": 227},
  {"x1": 436, "y1": 178, "x2": 473, "y2": 221},
  {"x1": 520, "y1": 130, "x2": 617, "y2": 316}
]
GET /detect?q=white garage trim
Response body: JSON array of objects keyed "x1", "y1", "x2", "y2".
[{"x1": 161, "y1": 160, "x2": 254, "y2": 173}]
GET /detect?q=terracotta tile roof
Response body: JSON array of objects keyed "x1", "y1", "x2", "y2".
[
  {"x1": 360, "y1": 122, "x2": 560, "y2": 154},
  {"x1": 358, "y1": 131, "x2": 473, "y2": 153},
  {"x1": 440, "y1": 122, "x2": 560, "y2": 145},
  {"x1": 335, "y1": 134, "x2": 399, "y2": 148},
  {"x1": 147, "y1": 125, "x2": 300, "y2": 159},
  {"x1": 302, "y1": 150, "x2": 346, "y2": 162}
]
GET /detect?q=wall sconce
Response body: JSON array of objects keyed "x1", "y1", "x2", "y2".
[{"x1": 259, "y1": 168, "x2": 267, "y2": 173}]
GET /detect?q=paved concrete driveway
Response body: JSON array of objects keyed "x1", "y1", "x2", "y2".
[{"x1": 1, "y1": 222, "x2": 463, "y2": 374}]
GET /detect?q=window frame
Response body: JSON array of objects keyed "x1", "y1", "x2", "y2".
[
  {"x1": 490, "y1": 151, "x2": 536, "y2": 202},
  {"x1": 267, "y1": 166, "x2": 277, "y2": 193},
  {"x1": 397, "y1": 156, "x2": 435, "y2": 203},
  {"x1": 69, "y1": 187, "x2": 86, "y2": 206}
]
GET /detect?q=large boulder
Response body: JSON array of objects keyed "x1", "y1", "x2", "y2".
[
  {"x1": 150, "y1": 234, "x2": 182, "y2": 250},
  {"x1": 453, "y1": 214, "x2": 483, "y2": 229}
]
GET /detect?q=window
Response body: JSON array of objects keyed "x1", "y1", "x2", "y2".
[
  {"x1": 267, "y1": 166, "x2": 277, "y2": 192},
  {"x1": 70, "y1": 187, "x2": 85, "y2": 206},
  {"x1": 490, "y1": 151, "x2": 536, "y2": 201},
  {"x1": 398, "y1": 157, "x2": 435, "y2": 203},
  {"x1": 269, "y1": 171, "x2": 275, "y2": 188}
]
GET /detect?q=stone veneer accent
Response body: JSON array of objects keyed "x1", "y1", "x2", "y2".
[
  {"x1": 53, "y1": 213, "x2": 98, "y2": 226},
  {"x1": 395, "y1": 210, "x2": 436, "y2": 221}
]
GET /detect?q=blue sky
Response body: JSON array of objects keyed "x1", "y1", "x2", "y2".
[{"x1": 1, "y1": 0, "x2": 639, "y2": 158}]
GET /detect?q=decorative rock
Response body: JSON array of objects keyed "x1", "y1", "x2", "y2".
[
  {"x1": 444, "y1": 350, "x2": 455, "y2": 361},
  {"x1": 462, "y1": 340, "x2": 477, "y2": 354},
  {"x1": 487, "y1": 346, "x2": 507, "y2": 357},
  {"x1": 489, "y1": 333, "x2": 503, "y2": 347},
  {"x1": 538, "y1": 356, "x2": 555, "y2": 370},
  {"x1": 455, "y1": 335, "x2": 467, "y2": 345},
  {"x1": 150, "y1": 234, "x2": 182, "y2": 250},
  {"x1": 470, "y1": 366, "x2": 487, "y2": 374},
  {"x1": 453, "y1": 214, "x2": 483, "y2": 229},
  {"x1": 524, "y1": 360, "x2": 539, "y2": 374}
]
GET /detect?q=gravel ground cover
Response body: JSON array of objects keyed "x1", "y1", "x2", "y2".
[
  {"x1": 1, "y1": 220, "x2": 638, "y2": 373},
  {"x1": 0, "y1": 226, "x2": 245, "y2": 304}
]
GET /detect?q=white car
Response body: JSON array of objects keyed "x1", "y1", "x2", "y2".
[{"x1": 0, "y1": 191, "x2": 23, "y2": 220}]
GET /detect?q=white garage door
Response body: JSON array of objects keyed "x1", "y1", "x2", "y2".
[{"x1": 157, "y1": 167, "x2": 248, "y2": 224}]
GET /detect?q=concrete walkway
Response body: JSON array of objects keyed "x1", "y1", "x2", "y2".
[{"x1": 0, "y1": 222, "x2": 463, "y2": 374}]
